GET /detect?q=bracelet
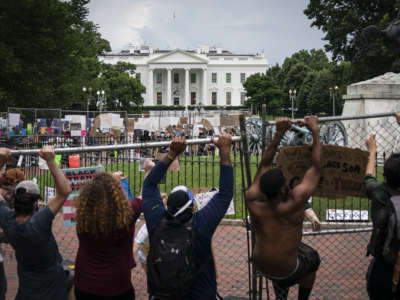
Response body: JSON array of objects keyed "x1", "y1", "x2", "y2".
[{"x1": 167, "y1": 153, "x2": 175, "y2": 161}]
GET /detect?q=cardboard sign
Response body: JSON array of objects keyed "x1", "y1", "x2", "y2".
[
  {"x1": 220, "y1": 114, "x2": 240, "y2": 127},
  {"x1": 194, "y1": 189, "x2": 235, "y2": 215},
  {"x1": 276, "y1": 145, "x2": 369, "y2": 199}
]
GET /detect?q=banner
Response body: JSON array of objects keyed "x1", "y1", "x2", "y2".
[
  {"x1": 276, "y1": 145, "x2": 369, "y2": 199},
  {"x1": 62, "y1": 165, "x2": 104, "y2": 227},
  {"x1": 193, "y1": 188, "x2": 235, "y2": 215}
]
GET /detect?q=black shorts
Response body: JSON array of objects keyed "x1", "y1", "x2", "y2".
[{"x1": 268, "y1": 242, "x2": 320, "y2": 287}]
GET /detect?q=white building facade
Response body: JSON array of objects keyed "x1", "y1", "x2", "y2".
[{"x1": 99, "y1": 45, "x2": 269, "y2": 107}]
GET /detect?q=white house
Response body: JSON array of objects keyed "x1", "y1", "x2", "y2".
[{"x1": 99, "y1": 45, "x2": 269, "y2": 107}]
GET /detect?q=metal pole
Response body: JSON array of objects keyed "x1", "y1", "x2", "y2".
[
  {"x1": 261, "y1": 104, "x2": 267, "y2": 154},
  {"x1": 10, "y1": 136, "x2": 242, "y2": 155},
  {"x1": 291, "y1": 95, "x2": 294, "y2": 120},
  {"x1": 333, "y1": 92, "x2": 335, "y2": 116}
]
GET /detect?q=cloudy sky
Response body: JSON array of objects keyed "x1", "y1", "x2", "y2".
[{"x1": 87, "y1": 0, "x2": 327, "y2": 65}]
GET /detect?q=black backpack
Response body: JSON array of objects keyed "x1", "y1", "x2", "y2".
[
  {"x1": 147, "y1": 218, "x2": 197, "y2": 300},
  {"x1": 368, "y1": 195, "x2": 400, "y2": 265}
]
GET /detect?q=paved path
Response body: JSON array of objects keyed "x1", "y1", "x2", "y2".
[{"x1": 4, "y1": 215, "x2": 371, "y2": 300}]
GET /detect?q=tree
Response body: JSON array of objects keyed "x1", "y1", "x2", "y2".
[
  {"x1": 304, "y1": 0, "x2": 400, "y2": 81},
  {"x1": 98, "y1": 62, "x2": 146, "y2": 113},
  {"x1": 243, "y1": 73, "x2": 283, "y2": 112},
  {"x1": 0, "y1": 0, "x2": 110, "y2": 111}
]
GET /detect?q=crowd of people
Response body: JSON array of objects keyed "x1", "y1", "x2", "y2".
[{"x1": 0, "y1": 113, "x2": 399, "y2": 300}]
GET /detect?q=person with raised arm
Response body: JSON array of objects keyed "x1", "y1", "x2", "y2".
[
  {"x1": 0, "y1": 146, "x2": 72, "y2": 300},
  {"x1": 142, "y1": 134, "x2": 233, "y2": 300},
  {"x1": 246, "y1": 116, "x2": 322, "y2": 300}
]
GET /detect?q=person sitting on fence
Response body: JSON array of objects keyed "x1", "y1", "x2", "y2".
[
  {"x1": 246, "y1": 116, "x2": 322, "y2": 300},
  {"x1": 0, "y1": 158, "x2": 25, "y2": 300},
  {"x1": 142, "y1": 135, "x2": 233, "y2": 300},
  {"x1": 73, "y1": 170, "x2": 141, "y2": 300},
  {"x1": 0, "y1": 146, "x2": 72, "y2": 300},
  {"x1": 364, "y1": 132, "x2": 400, "y2": 299}
]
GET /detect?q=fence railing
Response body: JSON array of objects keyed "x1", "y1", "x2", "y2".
[{"x1": 3, "y1": 111, "x2": 400, "y2": 299}]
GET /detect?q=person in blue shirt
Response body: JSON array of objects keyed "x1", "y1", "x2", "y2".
[{"x1": 142, "y1": 134, "x2": 233, "y2": 300}]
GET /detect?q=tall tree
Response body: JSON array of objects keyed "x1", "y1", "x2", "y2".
[
  {"x1": 243, "y1": 73, "x2": 283, "y2": 112},
  {"x1": 0, "y1": 0, "x2": 110, "y2": 111},
  {"x1": 304, "y1": 0, "x2": 400, "y2": 80}
]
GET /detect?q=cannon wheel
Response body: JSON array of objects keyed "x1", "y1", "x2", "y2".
[
  {"x1": 245, "y1": 118, "x2": 262, "y2": 154},
  {"x1": 320, "y1": 121, "x2": 348, "y2": 146}
]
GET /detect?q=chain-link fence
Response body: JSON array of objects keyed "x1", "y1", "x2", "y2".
[{"x1": 3, "y1": 111, "x2": 400, "y2": 299}]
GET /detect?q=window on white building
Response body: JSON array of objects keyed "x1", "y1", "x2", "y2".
[
  {"x1": 240, "y1": 73, "x2": 246, "y2": 84},
  {"x1": 136, "y1": 73, "x2": 141, "y2": 81},
  {"x1": 157, "y1": 92, "x2": 162, "y2": 105},
  {"x1": 241, "y1": 92, "x2": 246, "y2": 105},
  {"x1": 156, "y1": 73, "x2": 162, "y2": 84},
  {"x1": 226, "y1": 73, "x2": 231, "y2": 84},
  {"x1": 212, "y1": 92, "x2": 217, "y2": 105},
  {"x1": 212, "y1": 73, "x2": 217, "y2": 84},
  {"x1": 191, "y1": 92, "x2": 196, "y2": 105},
  {"x1": 174, "y1": 97, "x2": 179, "y2": 105},
  {"x1": 174, "y1": 73, "x2": 179, "y2": 84},
  {"x1": 191, "y1": 73, "x2": 196, "y2": 84},
  {"x1": 226, "y1": 91, "x2": 231, "y2": 105}
]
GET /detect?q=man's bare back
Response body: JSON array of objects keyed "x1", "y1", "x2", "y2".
[{"x1": 245, "y1": 116, "x2": 322, "y2": 287}]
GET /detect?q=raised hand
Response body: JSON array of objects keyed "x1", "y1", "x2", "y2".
[
  {"x1": 169, "y1": 136, "x2": 187, "y2": 157},
  {"x1": 275, "y1": 118, "x2": 292, "y2": 133},
  {"x1": 211, "y1": 133, "x2": 232, "y2": 155},
  {"x1": 0, "y1": 148, "x2": 11, "y2": 165},
  {"x1": 304, "y1": 116, "x2": 319, "y2": 132},
  {"x1": 38, "y1": 145, "x2": 55, "y2": 162},
  {"x1": 143, "y1": 159, "x2": 155, "y2": 172},
  {"x1": 113, "y1": 171, "x2": 128, "y2": 182},
  {"x1": 366, "y1": 134, "x2": 377, "y2": 153}
]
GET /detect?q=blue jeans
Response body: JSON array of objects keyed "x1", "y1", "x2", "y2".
[{"x1": 0, "y1": 261, "x2": 6, "y2": 300}]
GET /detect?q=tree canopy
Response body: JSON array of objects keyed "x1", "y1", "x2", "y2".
[
  {"x1": 0, "y1": 0, "x2": 145, "y2": 113},
  {"x1": 304, "y1": 0, "x2": 400, "y2": 81}
]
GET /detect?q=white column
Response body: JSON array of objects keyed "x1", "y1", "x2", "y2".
[
  {"x1": 202, "y1": 68, "x2": 207, "y2": 105},
  {"x1": 185, "y1": 68, "x2": 190, "y2": 107},
  {"x1": 148, "y1": 68, "x2": 154, "y2": 105},
  {"x1": 167, "y1": 68, "x2": 172, "y2": 106}
]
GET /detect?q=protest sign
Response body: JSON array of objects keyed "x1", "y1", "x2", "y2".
[
  {"x1": 193, "y1": 188, "x2": 235, "y2": 215},
  {"x1": 276, "y1": 145, "x2": 369, "y2": 199},
  {"x1": 62, "y1": 165, "x2": 104, "y2": 226},
  {"x1": 326, "y1": 209, "x2": 369, "y2": 222}
]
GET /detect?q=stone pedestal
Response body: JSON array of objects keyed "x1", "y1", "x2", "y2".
[{"x1": 342, "y1": 72, "x2": 400, "y2": 156}]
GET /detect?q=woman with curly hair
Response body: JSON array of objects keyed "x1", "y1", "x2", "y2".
[{"x1": 74, "y1": 171, "x2": 141, "y2": 300}]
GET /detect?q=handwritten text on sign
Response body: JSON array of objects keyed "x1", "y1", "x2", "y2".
[{"x1": 276, "y1": 145, "x2": 369, "y2": 199}]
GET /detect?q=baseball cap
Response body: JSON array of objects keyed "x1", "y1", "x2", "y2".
[
  {"x1": 0, "y1": 168, "x2": 25, "y2": 187},
  {"x1": 167, "y1": 185, "x2": 195, "y2": 217},
  {"x1": 15, "y1": 180, "x2": 41, "y2": 197}
]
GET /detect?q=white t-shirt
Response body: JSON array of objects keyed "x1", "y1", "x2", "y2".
[{"x1": 134, "y1": 224, "x2": 149, "y2": 264}]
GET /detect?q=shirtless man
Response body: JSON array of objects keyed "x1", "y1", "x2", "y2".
[{"x1": 246, "y1": 116, "x2": 322, "y2": 300}]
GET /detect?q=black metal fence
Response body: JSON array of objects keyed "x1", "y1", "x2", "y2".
[{"x1": 2, "y1": 111, "x2": 400, "y2": 299}]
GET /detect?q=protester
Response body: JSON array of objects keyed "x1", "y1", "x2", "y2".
[
  {"x1": 272, "y1": 202, "x2": 322, "y2": 300},
  {"x1": 246, "y1": 116, "x2": 322, "y2": 300},
  {"x1": 73, "y1": 170, "x2": 141, "y2": 299},
  {"x1": 0, "y1": 166, "x2": 25, "y2": 300},
  {"x1": 0, "y1": 146, "x2": 72, "y2": 300},
  {"x1": 364, "y1": 132, "x2": 400, "y2": 299},
  {"x1": 142, "y1": 134, "x2": 233, "y2": 300}
]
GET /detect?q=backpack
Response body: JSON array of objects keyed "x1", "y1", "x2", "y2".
[
  {"x1": 368, "y1": 195, "x2": 400, "y2": 265},
  {"x1": 147, "y1": 218, "x2": 197, "y2": 300}
]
